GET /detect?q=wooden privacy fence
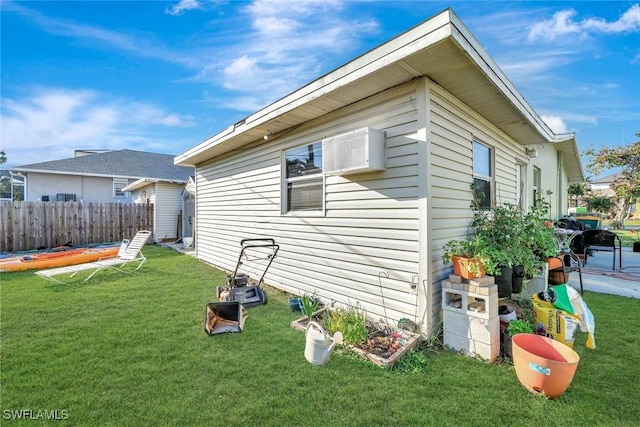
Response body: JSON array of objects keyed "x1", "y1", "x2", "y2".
[{"x1": 0, "y1": 201, "x2": 154, "y2": 252}]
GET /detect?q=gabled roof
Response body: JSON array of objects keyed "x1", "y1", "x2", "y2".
[
  {"x1": 175, "y1": 8, "x2": 584, "y2": 182},
  {"x1": 591, "y1": 172, "x2": 622, "y2": 184},
  {"x1": 12, "y1": 149, "x2": 194, "y2": 182}
]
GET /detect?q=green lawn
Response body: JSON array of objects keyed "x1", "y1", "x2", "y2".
[
  {"x1": 613, "y1": 220, "x2": 640, "y2": 247},
  {"x1": 2, "y1": 246, "x2": 639, "y2": 426}
]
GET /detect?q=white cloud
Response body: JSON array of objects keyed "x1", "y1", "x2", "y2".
[
  {"x1": 10, "y1": 1, "x2": 197, "y2": 67},
  {"x1": 204, "y1": 0, "x2": 379, "y2": 110},
  {"x1": 0, "y1": 88, "x2": 196, "y2": 166},
  {"x1": 583, "y1": 4, "x2": 640, "y2": 33},
  {"x1": 166, "y1": 0, "x2": 203, "y2": 16},
  {"x1": 541, "y1": 115, "x2": 569, "y2": 134},
  {"x1": 528, "y1": 5, "x2": 640, "y2": 42}
]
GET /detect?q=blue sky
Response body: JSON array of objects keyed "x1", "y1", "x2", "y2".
[{"x1": 1, "y1": 1, "x2": 639, "y2": 178}]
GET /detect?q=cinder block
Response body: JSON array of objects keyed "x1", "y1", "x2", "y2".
[
  {"x1": 443, "y1": 312, "x2": 500, "y2": 361},
  {"x1": 448, "y1": 275, "x2": 463, "y2": 284},
  {"x1": 468, "y1": 276, "x2": 495, "y2": 286},
  {"x1": 441, "y1": 284, "x2": 498, "y2": 319}
]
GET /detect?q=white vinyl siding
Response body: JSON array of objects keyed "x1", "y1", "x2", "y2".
[
  {"x1": 196, "y1": 81, "x2": 422, "y2": 325},
  {"x1": 428, "y1": 81, "x2": 529, "y2": 329},
  {"x1": 154, "y1": 183, "x2": 183, "y2": 241}
]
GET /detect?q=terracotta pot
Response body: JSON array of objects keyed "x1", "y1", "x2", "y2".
[
  {"x1": 512, "y1": 333, "x2": 580, "y2": 399},
  {"x1": 548, "y1": 269, "x2": 570, "y2": 285},
  {"x1": 546, "y1": 257, "x2": 564, "y2": 270},
  {"x1": 452, "y1": 255, "x2": 485, "y2": 279}
]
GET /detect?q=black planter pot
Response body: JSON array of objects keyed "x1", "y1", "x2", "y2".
[
  {"x1": 633, "y1": 242, "x2": 640, "y2": 253},
  {"x1": 493, "y1": 266, "x2": 513, "y2": 298},
  {"x1": 512, "y1": 265, "x2": 525, "y2": 294},
  {"x1": 501, "y1": 329, "x2": 513, "y2": 361}
]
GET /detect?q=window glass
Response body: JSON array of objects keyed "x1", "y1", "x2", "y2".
[
  {"x1": 473, "y1": 141, "x2": 492, "y2": 209},
  {"x1": 533, "y1": 166, "x2": 541, "y2": 205},
  {"x1": 114, "y1": 179, "x2": 128, "y2": 198},
  {"x1": 285, "y1": 143, "x2": 322, "y2": 178},
  {"x1": 284, "y1": 142, "x2": 323, "y2": 213},
  {"x1": 473, "y1": 142, "x2": 490, "y2": 177}
]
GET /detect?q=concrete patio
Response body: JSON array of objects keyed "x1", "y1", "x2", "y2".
[{"x1": 566, "y1": 247, "x2": 640, "y2": 299}]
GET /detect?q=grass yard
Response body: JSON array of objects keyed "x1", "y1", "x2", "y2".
[{"x1": 2, "y1": 245, "x2": 639, "y2": 426}]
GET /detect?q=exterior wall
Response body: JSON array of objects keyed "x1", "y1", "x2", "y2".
[
  {"x1": 196, "y1": 81, "x2": 424, "y2": 327},
  {"x1": 529, "y1": 144, "x2": 566, "y2": 218},
  {"x1": 182, "y1": 191, "x2": 195, "y2": 239},
  {"x1": 427, "y1": 81, "x2": 533, "y2": 330},
  {"x1": 193, "y1": 78, "x2": 568, "y2": 335},
  {"x1": 155, "y1": 183, "x2": 183, "y2": 241},
  {"x1": 25, "y1": 172, "x2": 133, "y2": 203},
  {"x1": 129, "y1": 183, "x2": 183, "y2": 242}
]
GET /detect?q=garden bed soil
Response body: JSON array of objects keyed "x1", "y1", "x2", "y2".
[{"x1": 290, "y1": 308, "x2": 421, "y2": 368}]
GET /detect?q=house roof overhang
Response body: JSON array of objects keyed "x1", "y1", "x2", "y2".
[
  {"x1": 122, "y1": 178, "x2": 187, "y2": 192},
  {"x1": 555, "y1": 136, "x2": 585, "y2": 183},
  {"x1": 175, "y1": 8, "x2": 584, "y2": 182}
]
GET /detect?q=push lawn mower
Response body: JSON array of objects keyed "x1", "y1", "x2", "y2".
[{"x1": 216, "y1": 238, "x2": 279, "y2": 307}]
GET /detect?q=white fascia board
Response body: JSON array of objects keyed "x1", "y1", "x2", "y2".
[
  {"x1": 122, "y1": 178, "x2": 187, "y2": 192},
  {"x1": 10, "y1": 168, "x2": 142, "y2": 180}
]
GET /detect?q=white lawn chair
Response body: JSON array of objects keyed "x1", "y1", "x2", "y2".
[{"x1": 36, "y1": 230, "x2": 152, "y2": 284}]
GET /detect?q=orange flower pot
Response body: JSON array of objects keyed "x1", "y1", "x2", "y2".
[
  {"x1": 452, "y1": 255, "x2": 485, "y2": 279},
  {"x1": 512, "y1": 333, "x2": 580, "y2": 399}
]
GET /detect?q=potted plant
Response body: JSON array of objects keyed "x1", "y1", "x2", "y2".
[
  {"x1": 471, "y1": 202, "x2": 523, "y2": 296},
  {"x1": 503, "y1": 318, "x2": 535, "y2": 361},
  {"x1": 442, "y1": 235, "x2": 496, "y2": 279}
]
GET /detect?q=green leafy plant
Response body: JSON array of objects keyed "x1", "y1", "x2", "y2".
[
  {"x1": 468, "y1": 198, "x2": 560, "y2": 278},
  {"x1": 323, "y1": 305, "x2": 368, "y2": 345},
  {"x1": 442, "y1": 235, "x2": 498, "y2": 277},
  {"x1": 392, "y1": 348, "x2": 429, "y2": 374},
  {"x1": 506, "y1": 318, "x2": 534, "y2": 337},
  {"x1": 300, "y1": 293, "x2": 321, "y2": 322}
]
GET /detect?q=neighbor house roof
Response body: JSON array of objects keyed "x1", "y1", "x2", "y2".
[
  {"x1": 591, "y1": 172, "x2": 622, "y2": 184},
  {"x1": 13, "y1": 149, "x2": 194, "y2": 182},
  {"x1": 175, "y1": 8, "x2": 584, "y2": 183}
]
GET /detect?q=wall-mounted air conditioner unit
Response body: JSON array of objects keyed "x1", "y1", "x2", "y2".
[{"x1": 323, "y1": 127, "x2": 386, "y2": 176}]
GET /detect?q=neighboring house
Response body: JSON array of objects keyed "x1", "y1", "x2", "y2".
[
  {"x1": 12, "y1": 149, "x2": 194, "y2": 241},
  {"x1": 123, "y1": 175, "x2": 195, "y2": 242},
  {"x1": 175, "y1": 9, "x2": 585, "y2": 335},
  {"x1": 589, "y1": 172, "x2": 639, "y2": 219}
]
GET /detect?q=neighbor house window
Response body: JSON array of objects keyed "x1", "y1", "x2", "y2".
[
  {"x1": 283, "y1": 142, "x2": 323, "y2": 213},
  {"x1": 472, "y1": 141, "x2": 493, "y2": 209},
  {"x1": 113, "y1": 179, "x2": 128, "y2": 198}
]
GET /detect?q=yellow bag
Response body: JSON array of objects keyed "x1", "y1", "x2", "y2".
[{"x1": 532, "y1": 294, "x2": 581, "y2": 348}]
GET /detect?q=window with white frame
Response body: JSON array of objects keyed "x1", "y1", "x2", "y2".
[
  {"x1": 472, "y1": 141, "x2": 493, "y2": 209},
  {"x1": 533, "y1": 166, "x2": 541, "y2": 205},
  {"x1": 113, "y1": 179, "x2": 128, "y2": 198},
  {"x1": 283, "y1": 142, "x2": 323, "y2": 213}
]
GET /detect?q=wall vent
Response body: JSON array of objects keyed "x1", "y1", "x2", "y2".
[{"x1": 322, "y1": 127, "x2": 386, "y2": 176}]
